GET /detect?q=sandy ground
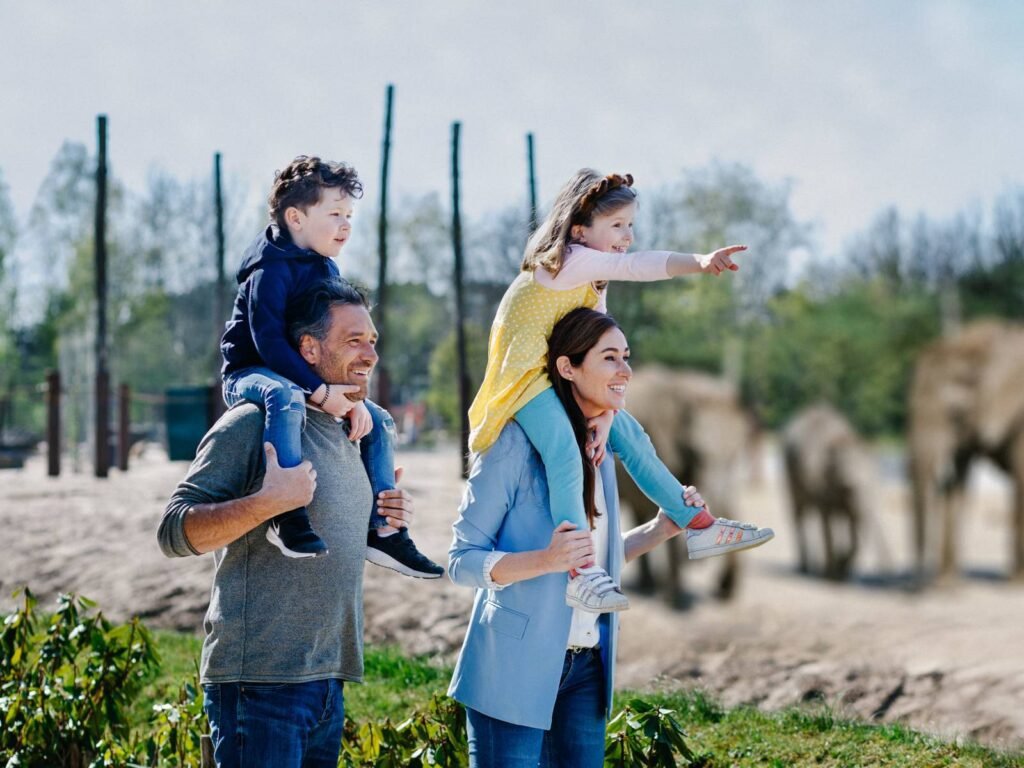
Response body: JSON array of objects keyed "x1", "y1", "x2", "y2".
[{"x1": 2, "y1": 441, "x2": 1023, "y2": 751}]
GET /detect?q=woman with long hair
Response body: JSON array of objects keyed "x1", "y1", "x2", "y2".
[{"x1": 448, "y1": 308, "x2": 714, "y2": 767}]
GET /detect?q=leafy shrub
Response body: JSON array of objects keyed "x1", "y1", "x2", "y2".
[{"x1": 1, "y1": 588, "x2": 158, "y2": 767}]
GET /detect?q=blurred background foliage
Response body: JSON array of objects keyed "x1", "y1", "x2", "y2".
[{"x1": 2, "y1": 144, "x2": 1022, "y2": 446}]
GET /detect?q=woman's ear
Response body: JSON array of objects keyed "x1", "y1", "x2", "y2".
[
  {"x1": 298, "y1": 335, "x2": 319, "y2": 365},
  {"x1": 555, "y1": 355, "x2": 574, "y2": 381},
  {"x1": 570, "y1": 224, "x2": 585, "y2": 244}
]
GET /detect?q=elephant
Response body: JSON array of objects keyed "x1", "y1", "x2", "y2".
[
  {"x1": 782, "y1": 403, "x2": 873, "y2": 581},
  {"x1": 614, "y1": 366, "x2": 752, "y2": 608},
  {"x1": 908, "y1": 320, "x2": 1024, "y2": 581}
]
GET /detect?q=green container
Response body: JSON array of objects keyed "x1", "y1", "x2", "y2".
[{"x1": 165, "y1": 387, "x2": 212, "y2": 461}]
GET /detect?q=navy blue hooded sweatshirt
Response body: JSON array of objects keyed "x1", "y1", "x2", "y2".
[{"x1": 220, "y1": 226, "x2": 344, "y2": 395}]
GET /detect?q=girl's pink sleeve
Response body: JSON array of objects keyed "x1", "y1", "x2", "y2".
[{"x1": 534, "y1": 245, "x2": 674, "y2": 291}]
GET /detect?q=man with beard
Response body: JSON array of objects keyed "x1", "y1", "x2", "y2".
[{"x1": 158, "y1": 278, "x2": 418, "y2": 767}]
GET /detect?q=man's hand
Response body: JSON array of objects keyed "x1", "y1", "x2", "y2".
[
  {"x1": 543, "y1": 521, "x2": 594, "y2": 574},
  {"x1": 376, "y1": 466, "x2": 413, "y2": 533},
  {"x1": 586, "y1": 410, "x2": 616, "y2": 466},
  {"x1": 319, "y1": 384, "x2": 362, "y2": 419},
  {"x1": 698, "y1": 244, "x2": 745, "y2": 276},
  {"x1": 255, "y1": 443, "x2": 317, "y2": 516},
  {"x1": 347, "y1": 401, "x2": 373, "y2": 442}
]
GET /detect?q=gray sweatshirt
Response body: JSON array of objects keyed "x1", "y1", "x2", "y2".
[{"x1": 158, "y1": 403, "x2": 372, "y2": 685}]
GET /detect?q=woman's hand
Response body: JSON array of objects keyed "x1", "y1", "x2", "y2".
[
  {"x1": 698, "y1": 244, "x2": 745, "y2": 276},
  {"x1": 544, "y1": 521, "x2": 594, "y2": 573},
  {"x1": 586, "y1": 411, "x2": 616, "y2": 466},
  {"x1": 683, "y1": 484, "x2": 706, "y2": 513}
]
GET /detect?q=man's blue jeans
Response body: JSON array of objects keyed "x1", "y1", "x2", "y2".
[
  {"x1": 202, "y1": 679, "x2": 345, "y2": 768},
  {"x1": 466, "y1": 648, "x2": 607, "y2": 768},
  {"x1": 223, "y1": 366, "x2": 395, "y2": 528}
]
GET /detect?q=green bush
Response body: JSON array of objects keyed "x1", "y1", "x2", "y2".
[
  {"x1": 0, "y1": 589, "x2": 207, "y2": 768},
  {"x1": 0, "y1": 588, "x2": 159, "y2": 767}
]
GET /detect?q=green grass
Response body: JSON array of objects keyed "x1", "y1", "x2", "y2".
[
  {"x1": 636, "y1": 691, "x2": 1024, "y2": 767},
  {"x1": 139, "y1": 631, "x2": 1024, "y2": 767}
]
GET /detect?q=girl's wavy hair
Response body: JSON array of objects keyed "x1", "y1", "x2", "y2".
[
  {"x1": 521, "y1": 169, "x2": 636, "y2": 276},
  {"x1": 268, "y1": 155, "x2": 364, "y2": 232},
  {"x1": 546, "y1": 307, "x2": 624, "y2": 528}
]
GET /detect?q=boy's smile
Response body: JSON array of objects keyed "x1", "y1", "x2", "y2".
[{"x1": 287, "y1": 189, "x2": 355, "y2": 258}]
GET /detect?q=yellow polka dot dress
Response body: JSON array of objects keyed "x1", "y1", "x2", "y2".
[{"x1": 468, "y1": 270, "x2": 600, "y2": 454}]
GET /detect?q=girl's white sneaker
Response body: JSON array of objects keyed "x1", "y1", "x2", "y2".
[
  {"x1": 566, "y1": 566, "x2": 630, "y2": 613},
  {"x1": 685, "y1": 518, "x2": 775, "y2": 560}
]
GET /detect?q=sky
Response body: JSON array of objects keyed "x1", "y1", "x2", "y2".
[{"x1": 2, "y1": 0, "x2": 1022, "y2": 264}]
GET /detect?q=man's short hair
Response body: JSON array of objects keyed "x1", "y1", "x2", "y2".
[
  {"x1": 287, "y1": 278, "x2": 371, "y2": 347},
  {"x1": 268, "y1": 156, "x2": 364, "y2": 232}
]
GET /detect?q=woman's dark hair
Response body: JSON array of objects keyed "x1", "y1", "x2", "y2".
[
  {"x1": 546, "y1": 307, "x2": 624, "y2": 529},
  {"x1": 268, "y1": 155, "x2": 364, "y2": 232}
]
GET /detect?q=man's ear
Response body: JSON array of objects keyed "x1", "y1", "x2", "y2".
[
  {"x1": 555, "y1": 355, "x2": 574, "y2": 382},
  {"x1": 298, "y1": 335, "x2": 319, "y2": 365}
]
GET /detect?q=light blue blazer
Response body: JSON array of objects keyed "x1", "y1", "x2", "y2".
[{"x1": 447, "y1": 422, "x2": 622, "y2": 730}]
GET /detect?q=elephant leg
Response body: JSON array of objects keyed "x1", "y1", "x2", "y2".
[
  {"x1": 909, "y1": 457, "x2": 932, "y2": 579},
  {"x1": 634, "y1": 550, "x2": 657, "y2": 595},
  {"x1": 715, "y1": 553, "x2": 739, "y2": 600},
  {"x1": 821, "y1": 504, "x2": 841, "y2": 580},
  {"x1": 666, "y1": 529, "x2": 694, "y2": 610},
  {"x1": 841, "y1": 506, "x2": 859, "y2": 580},
  {"x1": 792, "y1": 499, "x2": 812, "y2": 575},
  {"x1": 939, "y1": 480, "x2": 967, "y2": 579},
  {"x1": 1010, "y1": 434, "x2": 1024, "y2": 581}
]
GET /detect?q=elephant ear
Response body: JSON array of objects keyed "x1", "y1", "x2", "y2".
[{"x1": 976, "y1": 325, "x2": 1024, "y2": 449}]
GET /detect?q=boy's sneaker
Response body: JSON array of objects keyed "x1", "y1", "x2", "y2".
[
  {"x1": 366, "y1": 528, "x2": 444, "y2": 579},
  {"x1": 266, "y1": 508, "x2": 329, "y2": 558},
  {"x1": 685, "y1": 518, "x2": 774, "y2": 560},
  {"x1": 565, "y1": 566, "x2": 630, "y2": 613}
]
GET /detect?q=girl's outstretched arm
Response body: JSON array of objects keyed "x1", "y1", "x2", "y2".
[
  {"x1": 667, "y1": 244, "x2": 746, "y2": 277},
  {"x1": 536, "y1": 244, "x2": 747, "y2": 289}
]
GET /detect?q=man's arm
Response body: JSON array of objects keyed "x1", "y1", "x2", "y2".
[
  {"x1": 158, "y1": 408, "x2": 314, "y2": 558},
  {"x1": 183, "y1": 443, "x2": 316, "y2": 554}
]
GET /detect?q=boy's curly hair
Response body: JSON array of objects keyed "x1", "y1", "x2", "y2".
[{"x1": 268, "y1": 156, "x2": 364, "y2": 232}]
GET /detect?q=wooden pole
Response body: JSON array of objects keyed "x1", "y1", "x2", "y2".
[
  {"x1": 214, "y1": 152, "x2": 226, "y2": 378},
  {"x1": 527, "y1": 133, "x2": 538, "y2": 234},
  {"x1": 375, "y1": 84, "x2": 394, "y2": 410},
  {"x1": 46, "y1": 370, "x2": 60, "y2": 477},
  {"x1": 117, "y1": 383, "x2": 130, "y2": 471},
  {"x1": 451, "y1": 122, "x2": 470, "y2": 477},
  {"x1": 94, "y1": 114, "x2": 109, "y2": 478}
]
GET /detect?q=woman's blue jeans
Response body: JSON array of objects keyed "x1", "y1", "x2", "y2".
[
  {"x1": 514, "y1": 387, "x2": 700, "y2": 531},
  {"x1": 223, "y1": 367, "x2": 394, "y2": 528},
  {"x1": 466, "y1": 648, "x2": 607, "y2": 768},
  {"x1": 202, "y1": 678, "x2": 345, "y2": 768}
]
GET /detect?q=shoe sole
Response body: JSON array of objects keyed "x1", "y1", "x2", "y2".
[
  {"x1": 688, "y1": 530, "x2": 775, "y2": 560},
  {"x1": 565, "y1": 595, "x2": 630, "y2": 614},
  {"x1": 266, "y1": 526, "x2": 328, "y2": 559},
  {"x1": 365, "y1": 547, "x2": 444, "y2": 579}
]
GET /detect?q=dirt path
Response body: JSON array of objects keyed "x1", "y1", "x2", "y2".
[{"x1": 2, "y1": 443, "x2": 1022, "y2": 750}]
